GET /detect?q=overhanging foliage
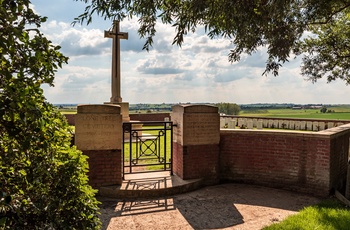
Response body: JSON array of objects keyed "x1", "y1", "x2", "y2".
[{"x1": 74, "y1": 0, "x2": 350, "y2": 83}]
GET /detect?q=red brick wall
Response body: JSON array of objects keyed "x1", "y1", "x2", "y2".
[
  {"x1": 173, "y1": 142, "x2": 184, "y2": 179},
  {"x1": 219, "y1": 126, "x2": 350, "y2": 197},
  {"x1": 82, "y1": 150, "x2": 122, "y2": 188},
  {"x1": 64, "y1": 114, "x2": 75, "y2": 126},
  {"x1": 173, "y1": 142, "x2": 219, "y2": 184},
  {"x1": 329, "y1": 129, "x2": 350, "y2": 191},
  {"x1": 130, "y1": 113, "x2": 170, "y2": 122}
]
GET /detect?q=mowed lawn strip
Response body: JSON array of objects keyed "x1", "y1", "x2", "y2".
[{"x1": 263, "y1": 199, "x2": 350, "y2": 230}]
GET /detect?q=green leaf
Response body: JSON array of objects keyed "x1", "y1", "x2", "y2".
[{"x1": 0, "y1": 217, "x2": 7, "y2": 227}]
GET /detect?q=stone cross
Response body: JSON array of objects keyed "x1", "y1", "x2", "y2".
[{"x1": 104, "y1": 21, "x2": 128, "y2": 103}]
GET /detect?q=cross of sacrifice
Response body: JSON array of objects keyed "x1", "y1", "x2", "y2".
[{"x1": 104, "y1": 20, "x2": 128, "y2": 103}]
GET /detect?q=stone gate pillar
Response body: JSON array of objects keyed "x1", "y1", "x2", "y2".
[
  {"x1": 172, "y1": 104, "x2": 220, "y2": 184},
  {"x1": 75, "y1": 104, "x2": 122, "y2": 188}
]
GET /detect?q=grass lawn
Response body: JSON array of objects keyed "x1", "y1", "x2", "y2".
[
  {"x1": 263, "y1": 199, "x2": 350, "y2": 230},
  {"x1": 241, "y1": 108, "x2": 350, "y2": 120},
  {"x1": 123, "y1": 125, "x2": 172, "y2": 171}
]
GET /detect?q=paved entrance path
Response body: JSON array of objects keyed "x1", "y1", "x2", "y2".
[{"x1": 99, "y1": 183, "x2": 321, "y2": 230}]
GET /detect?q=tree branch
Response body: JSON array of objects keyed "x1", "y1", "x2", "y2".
[{"x1": 309, "y1": 3, "x2": 350, "y2": 25}]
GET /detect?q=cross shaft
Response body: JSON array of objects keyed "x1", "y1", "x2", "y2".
[{"x1": 104, "y1": 20, "x2": 128, "y2": 103}]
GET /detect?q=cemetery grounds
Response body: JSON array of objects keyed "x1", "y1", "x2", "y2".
[{"x1": 59, "y1": 105, "x2": 350, "y2": 229}]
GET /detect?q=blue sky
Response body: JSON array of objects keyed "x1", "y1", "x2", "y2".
[{"x1": 32, "y1": 1, "x2": 350, "y2": 105}]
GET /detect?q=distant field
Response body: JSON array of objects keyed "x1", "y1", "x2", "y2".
[
  {"x1": 57, "y1": 105, "x2": 350, "y2": 120},
  {"x1": 241, "y1": 106, "x2": 350, "y2": 120},
  {"x1": 57, "y1": 109, "x2": 76, "y2": 114}
]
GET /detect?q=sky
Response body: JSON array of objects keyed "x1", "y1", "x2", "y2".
[{"x1": 31, "y1": 1, "x2": 350, "y2": 105}]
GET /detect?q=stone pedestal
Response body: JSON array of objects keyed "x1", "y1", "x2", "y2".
[
  {"x1": 75, "y1": 104, "x2": 122, "y2": 187},
  {"x1": 104, "y1": 101, "x2": 130, "y2": 122},
  {"x1": 172, "y1": 104, "x2": 220, "y2": 184}
]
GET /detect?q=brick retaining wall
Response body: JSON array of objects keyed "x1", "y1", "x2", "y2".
[
  {"x1": 174, "y1": 142, "x2": 219, "y2": 184},
  {"x1": 70, "y1": 110, "x2": 349, "y2": 196},
  {"x1": 219, "y1": 124, "x2": 350, "y2": 197},
  {"x1": 82, "y1": 150, "x2": 122, "y2": 188}
]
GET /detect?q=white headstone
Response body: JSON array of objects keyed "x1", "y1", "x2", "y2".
[
  {"x1": 238, "y1": 118, "x2": 243, "y2": 127},
  {"x1": 220, "y1": 117, "x2": 226, "y2": 128},
  {"x1": 233, "y1": 118, "x2": 238, "y2": 127},
  {"x1": 273, "y1": 120, "x2": 278, "y2": 128},
  {"x1": 283, "y1": 120, "x2": 290, "y2": 129},
  {"x1": 327, "y1": 122, "x2": 334, "y2": 129},
  {"x1": 242, "y1": 118, "x2": 247, "y2": 128},
  {"x1": 228, "y1": 120, "x2": 236, "y2": 129},
  {"x1": 253, "y1": 119, "x2": 258, "y2": 128},
  {"x1": 263, "y1": 119, "x2": 268, "y2": 128},
  {"x1": 306, "y1": 121, "x2": 312, "y2": 131},
  {"x1": 289, "y1": 121, "x2": 295, "y2": 130},
  {"x1": 337, "y1": 122, "x2": 344, "y2": 127},
  {"x1": 318, "y1": 122, "x2": 325, "y2": 131},
  {"x1": 247, "y1": 120, "x2": 253, "y2": 129}
]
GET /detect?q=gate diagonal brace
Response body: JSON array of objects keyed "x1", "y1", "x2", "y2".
[
  {"x1": 139, "y1": 136, "x2": 158, "y2": 157},
  {"x1": 122, "y1": 121, "x2": 174, "y2": 175}
]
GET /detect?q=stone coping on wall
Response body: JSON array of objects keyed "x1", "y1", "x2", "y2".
[
  {"x1": 172, "y1": 104, "x2": 218, "y2": 113},
  {"x1": 220, "y1": 123, "x2": 350, "y2": 139},
  {"x1": 225, "y1": 115, "x2": 350, "y2": 123},
  {"x1": 318, "y1": 123, "x2": 350, "y2": 138},
  {"x1": 77, "y1": 104, "x2": 121, "y2": 114}
]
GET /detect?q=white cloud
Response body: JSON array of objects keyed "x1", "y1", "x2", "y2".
[
  {"x1": 40, "y1": 21, "x2": 110, "y2": 56},
  {"x1": 32, "y1": 1, "x2": 350, "y2": 105}
]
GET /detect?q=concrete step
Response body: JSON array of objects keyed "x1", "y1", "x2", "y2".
[{"x1": 99, "y1": 171, "x2": 203, "y2": 199}]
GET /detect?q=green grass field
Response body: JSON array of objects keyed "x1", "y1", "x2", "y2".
[
  {"x1": 240, "y1": 106, "x2": 350, "y2": 120},
  {"x1": 123, "y1": 125, "x2": 172, "y2": 172}
]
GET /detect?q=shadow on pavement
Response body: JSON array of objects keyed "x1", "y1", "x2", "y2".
[{"x1": 99, "y1": 183, "x2": 320, "y2": 230}]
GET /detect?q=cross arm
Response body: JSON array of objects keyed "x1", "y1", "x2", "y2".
[{"x1": 104, "y1": 31, "x2": 128, "y2": 40}]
